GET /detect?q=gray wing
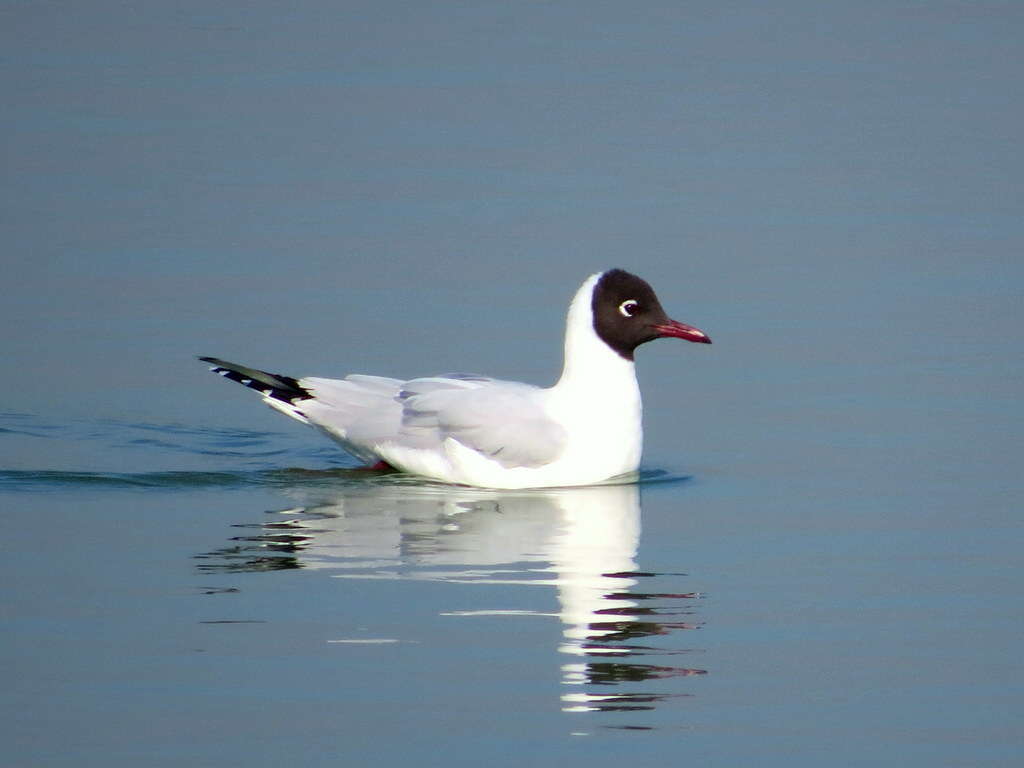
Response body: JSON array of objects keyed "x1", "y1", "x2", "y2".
[
  {"x1": 397, "y1": 376, "x2": 567, "y2": 469},
  {"x1": 297, "y1": 374, "x2": 405, "y2": 462},
  {"x1": 294, "y1": 373, "x2": 566, "y2": 470}
]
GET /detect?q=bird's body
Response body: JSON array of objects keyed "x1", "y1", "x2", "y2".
[{"x1": 200, "y1": 269, "x2": 709, "y2": 489}]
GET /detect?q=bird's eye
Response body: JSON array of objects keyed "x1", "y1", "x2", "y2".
[{"x1": 619, "y1": 299, "x2": 639, "y2": 317}]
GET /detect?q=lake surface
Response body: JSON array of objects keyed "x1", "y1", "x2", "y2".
[
  {"x1": 2, "y1": 406, "x2": 1019, "y2": 766},
  {"x1": 3, "y1": 1, "x2": 1022, "y2": 766}
]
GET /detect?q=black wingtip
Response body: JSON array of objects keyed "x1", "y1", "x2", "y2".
[{"x1": 198, "y1": 356, "x2": 311, "y2": 404}]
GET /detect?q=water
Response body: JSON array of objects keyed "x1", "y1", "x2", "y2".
[
  {"x1": 2, "y1": 412, "x2": 1019, "y2": 766},
  {"x1": 2, "y1": 419, "x2": 706, "y2": 760},
  {"x1": 3, "y1": 0, "x2": 1023, "y2": 765}
]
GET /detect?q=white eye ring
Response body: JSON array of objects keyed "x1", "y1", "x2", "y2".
[{"x1": 619, "y1": 299, "x2": 639, "y2": 317}]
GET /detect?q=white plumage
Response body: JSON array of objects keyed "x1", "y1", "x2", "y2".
[{"x1": 200, "y1": 269, "x2": 710, "y2": 489}]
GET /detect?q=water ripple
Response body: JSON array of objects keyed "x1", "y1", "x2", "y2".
[
  {"x1": 0, "y1": 411, "x2": 693, "y2": 495},
  {"x1": 0, "y1": 467, "x2": 402, "y2": 492}
]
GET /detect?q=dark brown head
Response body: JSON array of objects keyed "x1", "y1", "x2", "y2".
[{"x1": 591, "y1": 269, "x2": 711, "y2": 360}]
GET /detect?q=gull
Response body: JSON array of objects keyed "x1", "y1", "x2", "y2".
[{"x1": 199, "y1": 269, "x2": 710, "y2": 489}]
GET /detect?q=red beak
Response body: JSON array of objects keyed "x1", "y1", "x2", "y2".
[{"x1": 651, "y1": 319, "x2": 712, "y2": 344}]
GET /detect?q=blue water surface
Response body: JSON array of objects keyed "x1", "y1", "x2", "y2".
[
  {"x1": 2, "y1": 409, "x2": 1019, "y2": 767},
  {"x1": 3, "y1": 1, "x2": 1022, "y2": 766}
]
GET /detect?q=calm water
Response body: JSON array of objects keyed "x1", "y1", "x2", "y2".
[
  {"x1": 2, "y1": 412, "x2": 1020, "y2": 766},
  {"x1": 3, "y1": 0, "x2": 1022, "y2": 766}
]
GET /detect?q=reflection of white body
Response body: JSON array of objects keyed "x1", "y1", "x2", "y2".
[
  {"x1": 226, "y1": 480, "x2": 706, "y2": 715},
  {"x1": 547, "y1": 486, "x2": 639, "y2": 651},
  {"x1": 275, "y1": 482, "x2": 640, "y2": 660}
]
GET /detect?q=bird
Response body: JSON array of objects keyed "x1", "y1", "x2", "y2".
[{"x1": 199, "y1": 268, "x2": 710, "y2": 489}]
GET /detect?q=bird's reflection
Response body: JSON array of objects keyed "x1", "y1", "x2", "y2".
[{"x1": 196, "y1": 476, "x2": 705, "y2": 719}]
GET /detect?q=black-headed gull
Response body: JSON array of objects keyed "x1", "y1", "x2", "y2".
[{"x1": 199, "y1": 269, "x2": 710, "y2": 489}]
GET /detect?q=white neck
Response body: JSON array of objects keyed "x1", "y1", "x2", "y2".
[
  {"x1": 544, "y1": 273, "x2": 644, "y2": 479},
  {"x1": 554, "y1": 272, "x2": 637, "y2": 390}
]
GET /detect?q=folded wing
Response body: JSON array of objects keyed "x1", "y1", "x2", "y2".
[
  {"x1": 395, "y1": 375, "x2": 567, "y2": 469},
  {"x1": 244, "y1": 369, "x2": 565, "y2": 471}
]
